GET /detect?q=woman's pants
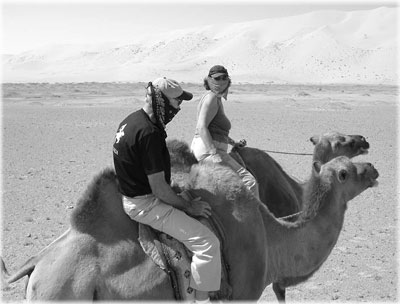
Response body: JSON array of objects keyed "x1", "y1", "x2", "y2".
[
  {"x1": 191, "y1": 137, "x2": 260, "y2": 200},
  {"x1": 123, "y1": 194, "x2": 221, "y2": 292}
]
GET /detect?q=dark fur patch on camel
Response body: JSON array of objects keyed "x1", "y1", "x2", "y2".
[
  {"x1": 167, "y1": 139, "x2": 198, "y2": 190},
  {"x1": 166, "y1": 139, "x2": 198, "y2": 172}
]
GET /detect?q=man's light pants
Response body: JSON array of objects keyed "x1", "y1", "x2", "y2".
[{"x1": 123, "y1": 194, "x2": 221, "y2": 291}]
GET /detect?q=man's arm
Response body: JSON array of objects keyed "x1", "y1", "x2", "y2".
[{"x1": 147, "y1": 171, "x2": 212, "y2": 218}]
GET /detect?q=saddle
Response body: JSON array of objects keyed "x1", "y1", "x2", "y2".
[{"x1": 138, "y1": 190, "x2": 232, "y2": 301}]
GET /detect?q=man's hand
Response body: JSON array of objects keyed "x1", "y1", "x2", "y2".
[
  {"x1": 148, "y1": 172, "x2": 213, "y2": 218},
  {"x1": 206, "y1": 153, "x2": 222, "y2": 163},
  {"x1": 185, "y1": 197, "x2": 212, "y2": 218}
]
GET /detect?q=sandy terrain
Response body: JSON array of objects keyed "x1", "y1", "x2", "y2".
[{"x1": 1, "y1": 82, "x2": 398, "y2": 302}]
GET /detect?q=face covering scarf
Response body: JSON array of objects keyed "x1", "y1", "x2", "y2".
[
  {"x1": 208, "y1": 77, "x2": 231, "y2": 100},
  {"x1": 147, "y1": 82, "x2": 180, "y2": 132}
]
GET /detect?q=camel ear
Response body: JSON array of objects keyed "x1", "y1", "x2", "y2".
[
  {"x1": 338, "y1": 169, "x2": 348, "y2": 183},
  {"x1": 310, "y1": 135, "x2": 319, "y2": 145},
  {"x1": 312, "y1": 161, "x2": 322, "y2": 174}
]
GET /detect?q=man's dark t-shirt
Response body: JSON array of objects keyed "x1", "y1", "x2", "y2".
[{"x1": 113, "y1": 109, "x2": 171, "y2": 197}]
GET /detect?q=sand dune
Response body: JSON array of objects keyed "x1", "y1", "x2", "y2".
[{"x1": 2, "y1": 7, "x2": 397, "y2": 84}]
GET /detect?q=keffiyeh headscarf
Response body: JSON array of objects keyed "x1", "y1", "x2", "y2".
[{"x1": 147, "y1": 82, "x2": 180, "y2": 132}]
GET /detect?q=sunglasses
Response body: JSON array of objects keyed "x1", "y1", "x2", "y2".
[
  {"x1": 164, "y1": 94, "x2": 183, "y2": 108},
  {"x1": 212, "y1": 75, "x2": 228, "y2": 81}
]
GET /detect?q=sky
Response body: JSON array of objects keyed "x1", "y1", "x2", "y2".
[{"x1": 1, "y1": 0, "x2": 397, "y2": 54}]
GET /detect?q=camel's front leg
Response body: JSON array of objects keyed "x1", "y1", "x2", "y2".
[{"x1": 272, "y1": 282, "x2": 286, "y2": 303}]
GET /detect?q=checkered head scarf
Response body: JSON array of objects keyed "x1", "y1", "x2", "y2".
[{"x1": 147, "y1": 82, "x2": 180, "y2": 132}]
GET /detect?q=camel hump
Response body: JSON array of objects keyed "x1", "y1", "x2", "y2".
[
  {"x1": 167, "y1": 139, "x2": 199, "y2": 191},
  {"x1": 167, "y1": 139, "x2": 198, "y2": 171},
  {"x1": 70, "y1": 167, "x2": 127, "y2": 233},
  {"x1": 188, "y1": 161, "x2": 258, "y2": 224},
  {"x1": 190, "y1": 162, "x2": 247, "y2": 198},
  {"x1": 69, "y1": 140, "x2": 197, "y2": 236}
]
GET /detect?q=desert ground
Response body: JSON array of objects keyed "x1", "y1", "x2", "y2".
[{"x1": 1, "y1": 82, "x2": 398, "y2": 302}]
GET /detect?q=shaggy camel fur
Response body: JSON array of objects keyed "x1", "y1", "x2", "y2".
[
  {"x1": 232, "y1": 132, "x2": 369, "y2": 301},
  {"x1": 1, "y1": 154, "x2": 378, "y2": 301}
]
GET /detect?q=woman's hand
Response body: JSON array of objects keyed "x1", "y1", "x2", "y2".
[
  {"x1": 229, "y1": 138, "x2": 247, "y2": 148},
  {"x1": 237, "y1": 139, "x2": 247, "y2": 147}
]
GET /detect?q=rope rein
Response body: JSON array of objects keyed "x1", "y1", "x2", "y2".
[
  {"x1": 261, "y1": 149, "x2": 313, "y2": 156},
  {"x1": 233, "y1": 144, "x2": 310, "y2": 219},
  {"x1": 232, "y1": 139, "x2": 313, "y2": 156},
  {"x1": 249, "y1": 147, "x2": 310, "y2": 219},
  {"x1": 277, "y1": 211, "x2": 304, "y2": 220}
]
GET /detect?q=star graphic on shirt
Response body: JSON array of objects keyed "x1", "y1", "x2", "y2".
[{"x1": 115, "y1": 124, "x2": 127, "y2": 144}]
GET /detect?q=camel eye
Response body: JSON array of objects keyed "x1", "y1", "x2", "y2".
[{"x1": 338, "y1": 170, "x2": 348, "y2": 182}]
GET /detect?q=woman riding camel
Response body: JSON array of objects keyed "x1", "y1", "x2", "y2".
[{"x1": 191, "y1": 65, "x2": 259, "y2": 199}]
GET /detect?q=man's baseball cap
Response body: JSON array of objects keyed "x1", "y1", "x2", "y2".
[
  {"x1": 208, "y1": 65, "x2": 229, "y2": 78},
  {"x1": 152, "y1": 77, "x2": 193, "y2": 101}
]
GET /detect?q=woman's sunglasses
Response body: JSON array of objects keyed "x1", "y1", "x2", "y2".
[{"x1": 211, "y1": 75, "x2": 228, "y2": 81}]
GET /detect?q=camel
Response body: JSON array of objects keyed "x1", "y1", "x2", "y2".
[
  {"x1": 231, "y1": 132, "x2": 370, "y2": 219},
  {"x1": 230, "y1": 132, "x2": 370, "y2": 301},
  {"x1": 1, "y1": 153, "x2": 378, "y2": 301},
  {"x1": 157, "y1": 132, "x2": 369, "y2": 301},
  {"x1": 309, "y1": 132, "x2": 369, "y2": 164}
]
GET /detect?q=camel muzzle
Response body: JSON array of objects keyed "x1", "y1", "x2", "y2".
[{"x1": 367, "y1": 166, "x2": 379, "y2": 187}]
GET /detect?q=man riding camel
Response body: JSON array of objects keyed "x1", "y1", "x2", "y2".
[{"x1": 113, "y1": 77, "x2": 220, "y2": 303}]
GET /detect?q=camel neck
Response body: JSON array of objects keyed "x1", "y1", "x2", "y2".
[
  {"x1": 312, "y1": 144, "x2": 334, "y2": 164},
  {"x1": 259, "y1": 184, "x2": 346, "y2": 286}
]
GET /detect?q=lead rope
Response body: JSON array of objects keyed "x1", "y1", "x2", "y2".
[
  {"x1": 261, "y1": 149, "x2": 313, "y2": 156},
  {"x1": 231, "y1": 147, "x2": 309, "y2": 220},
  {"x1": 259, "y1": 149, "x2": 310, "y2": 219},
  {"x1": 259, "y1": 149, "x2": 308, "y2": 219},
  {"x1": 277, "y1": 211, "x2": 304, "y2": 220}
]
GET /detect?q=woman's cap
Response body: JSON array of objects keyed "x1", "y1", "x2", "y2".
[
  {"x1": 208, "y1": 65, "x2": 229, "y2": 78},
  {"x1": 152, "y1": 77, "x2": 193, "y2": 100}
]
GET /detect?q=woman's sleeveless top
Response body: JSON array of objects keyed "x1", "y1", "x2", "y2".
[{"x1": 195, "y1": 93, "x2": 231, "y2": 143}]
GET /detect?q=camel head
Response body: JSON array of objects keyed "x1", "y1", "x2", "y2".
[
  {"x1": 312, "y1": 156, "x2": 379, "y2": 204},
  {"x1": 310, "y1": 132, "x2": 370, "y2": 163}
]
